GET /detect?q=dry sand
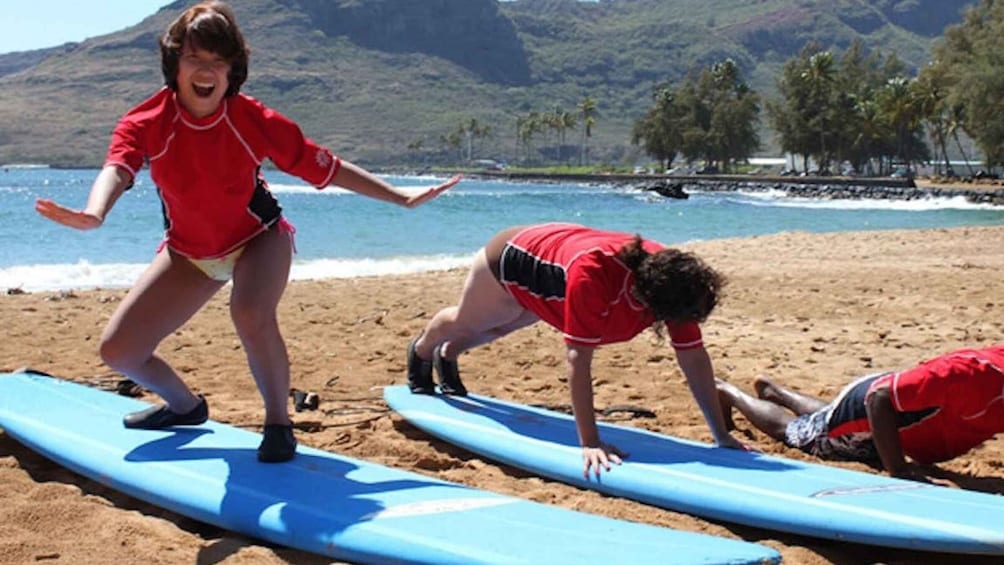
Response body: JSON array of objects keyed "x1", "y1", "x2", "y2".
[{"x1": 2, "y1": 226, "x2": 1003, "y2": 564}]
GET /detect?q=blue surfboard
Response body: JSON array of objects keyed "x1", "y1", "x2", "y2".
[
  {"x1": 384, "y1": 385, "x2": 1004, "y2": 556},
  {"x1": 0, "y1": 371, "x2": 780, "y2": 565}
]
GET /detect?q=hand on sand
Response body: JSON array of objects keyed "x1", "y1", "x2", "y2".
[
  {"x1": 402, "y1": 174, "x2": 461, "y2": 208},
  {"x1": 582, "y1": 442, "x2": 627, "y2": 478},
  {"x1": 35, "y1": 199, "x2": 103, "y2": 230}
]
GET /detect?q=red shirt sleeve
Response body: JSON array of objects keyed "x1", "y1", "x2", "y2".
[
  {"x1": 665, "y1": 321, "x2": 703, "y2": 350},
  {"x1": 258, "y1": 104, "x2": 340, "y2": 188},
  {"x1": 888, "y1": 355, "x2": 956, "y2": 412},
  {"x1": 104, "y1": 120, "x2": 144, "y2": 182},
  {"x1": 104, "y1": 92, "x2": 169, "y2": 180}
]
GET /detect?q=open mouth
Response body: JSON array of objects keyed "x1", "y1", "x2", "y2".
[{"x1": 192, "y1": 81, "x2": 216, "y2": 98}]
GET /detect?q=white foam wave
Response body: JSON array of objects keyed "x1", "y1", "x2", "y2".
[
  {"x1": 694, "y1": 189, "x2": 1001, "y2": 211},
  {"x1": 0, "y1": 260, "x2": 146, "y2": 292},
  {"x1": 0, "y1": 254, "x2": 475, "y2": 293},
  {"x1": 290, "y1": 253, "x2": 473, "y2": 281}
]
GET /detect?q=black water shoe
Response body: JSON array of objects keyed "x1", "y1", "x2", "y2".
[
  {"x1": 257, "y1": 424, "x2": 297, "y2": 463},
  {"x1": 434, "y1": 346, "x2": 468, "y2": 396},
  {"x1": 407, "y1": 337, "x2": 436, "y2": 394},
  {"x1": 123, "y1": 395, "x2": 208, "y2": 429}
]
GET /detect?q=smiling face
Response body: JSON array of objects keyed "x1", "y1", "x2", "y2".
[
  {"x1": 176, "y1": 42, "x2": 231, "y2": 118},
  {"x1": 159, "y1": 2, "x2": 249, "y2": 108}
]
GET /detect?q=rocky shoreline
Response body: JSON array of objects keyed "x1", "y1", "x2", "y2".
[
  {"x1": 635, "y1": 178, "x2": 1004, "y2": 205},
  {"x1": 475, "y1": 171, "x2": 1004, "y2": 206}
]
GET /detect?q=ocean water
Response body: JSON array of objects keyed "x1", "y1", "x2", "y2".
[{"x1": 3, "y1": 167, "x2": 1004, "y2": 292}]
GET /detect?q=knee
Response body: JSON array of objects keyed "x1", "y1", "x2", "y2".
[
  {"x1": 99, "y1": 332, "x2": 144, "y2": 373},
  {"x1": 230, "y1": 301, "x2": 277, "y2": 338}
]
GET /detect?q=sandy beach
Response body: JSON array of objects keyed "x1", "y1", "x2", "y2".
[{"x1": 2, "y1": 225, "x2": 1003, "y2": 564}]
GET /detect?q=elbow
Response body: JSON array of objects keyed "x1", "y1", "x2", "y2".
[{"x1": 866, "y1": 387, "x2": 892, "y2": 411}]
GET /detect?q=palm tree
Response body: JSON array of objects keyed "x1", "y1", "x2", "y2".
[
  {"x1": 877, "y1": 77, "x2": 922, "y2": 169},
  {"x1": 517, "y1": 111, "x2": 544, "y2": 164},
  {"x1": 800, "y1": 51, "x2": 836, "y2": 170},
  {"x1": 913, "y1": 64, "x2": 952, "y2": 175},
  {"x1": 577, "y1": 96, "x2": 598, "y2": 166},
  {"x1": 553, "y1": 107, "x2": 578, "y2": 163}
]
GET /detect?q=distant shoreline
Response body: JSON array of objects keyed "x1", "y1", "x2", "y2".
[
  {"x1": 469, "y1": 171, "x2": 1004, "y2": 206},
  {"x1": 15, "y1": 165, "x2": 1004, "y2": 205}
]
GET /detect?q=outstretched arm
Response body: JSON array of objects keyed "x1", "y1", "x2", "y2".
[
  {"x1": 566, "y1": 343, "x2": 625, "y2": 477},
  {"x1": 35, "y1": 165, "x2": 132, "y2": 230},
  {"x1": 331, "y1": 160, "x2": 459, "y2": 208},
  {"x1": 676, "y1": 346, "x2": 746, "y2": 449}
]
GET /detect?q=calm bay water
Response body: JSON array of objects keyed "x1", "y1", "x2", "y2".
[{"x1": 3, "y1": 167, "x2": 1003, "y2": 291}]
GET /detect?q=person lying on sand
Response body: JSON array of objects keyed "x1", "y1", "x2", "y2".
[{"x1": 717, "y1": 344, "x2": 1004, "y2": 483}]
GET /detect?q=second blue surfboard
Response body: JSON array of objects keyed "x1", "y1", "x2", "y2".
[{"x1": 384, "y1": 385, "x2": 1004, "y2": 555}]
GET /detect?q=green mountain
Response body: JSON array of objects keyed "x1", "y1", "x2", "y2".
[{"x1": 0, "y1": 0, "x2": 976, "y2": 167}]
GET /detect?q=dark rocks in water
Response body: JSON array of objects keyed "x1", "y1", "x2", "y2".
[
  {"x1": 660, "y1": 179, "x2": 1004, "y2": 206},
  {"x1": 640, "y1": 180, "x2": 689, "y2": 199}
]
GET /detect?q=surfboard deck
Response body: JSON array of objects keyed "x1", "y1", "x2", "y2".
[
  {"x1": 0, "y1": 371, "x2": 781, "y2": 565},
  {"x1": 384, "y1": 385, "x2": 1004, "y2": 555}
]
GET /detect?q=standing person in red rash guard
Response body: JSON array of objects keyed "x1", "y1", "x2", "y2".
[
  {"x1": 35, "y1": 1, "x2": 458, "y2": 463},
  {"x1": 407, "y1": 222, "x2": 747, "y2": 477}
]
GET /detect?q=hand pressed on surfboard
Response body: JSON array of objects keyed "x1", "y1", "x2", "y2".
[{"x1": 582, "y1": 442, "x2": 627, "y2": 478}]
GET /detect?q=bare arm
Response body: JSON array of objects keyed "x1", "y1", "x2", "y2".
[
  {"x1": 331, "y1": 160, "x2": 459, "y2": 208},
  {"x1": 35, "y1": 166, "x2": 132, "y2": 230},
  {"x1": 566, "y1": 343, "x2": 624, "y2": 477},
  {"x1": 865, "y1": 385, "x2": 910, "y2": 477},
  {"x1": 675, "y1": 346, "x2": 745, "y2": 449},
  {"x1": 866, "y1": 383, "x2": 952, "y2": 485},
  {"x1": 567, "y1": 343, "x2": 599, "y2": 446}
]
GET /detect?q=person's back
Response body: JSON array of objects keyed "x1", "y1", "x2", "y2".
[{"x1": 886, "y1": 345, "x2": 1004, "y2": 463}]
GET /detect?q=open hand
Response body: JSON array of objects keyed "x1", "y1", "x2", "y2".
[
  {"x1": 401, "y1": 174, "x2": 461, "y2": 208},
  {"x1": 582, "y1": 442, "x2": 627, "y2": 478},
  {"x1": 35, "y1": 199, "x2": 103, "y2": 230}
]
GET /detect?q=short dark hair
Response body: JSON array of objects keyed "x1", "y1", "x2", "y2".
[
  {"x1": 160, "y1": 1, "x2": 249, "y2": 97},
  {"x1": 618, "y1": 236, "x2": 725, "y2": 323}
]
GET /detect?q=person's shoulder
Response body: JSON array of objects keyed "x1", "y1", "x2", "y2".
[
  {"x1": 228, "y1": 93, "x2": 294, "y2": 124},
  {"x1": 120, "y1": 88, "x2": 174, "y2": 124},
  {"x1": 230, "y1": 93, "x2": 283, "y2": 116}
]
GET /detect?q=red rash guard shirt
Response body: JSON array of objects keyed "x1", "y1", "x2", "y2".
[
  {"x1": 499, "y1": 223, "x2": 703, "y2": 349},
  {"x1": 877, "y1": 346, "x2": 1004, "y2": 463},
  {"x1": 105, "y1": 88, "x2": 340, "y2": 259}
]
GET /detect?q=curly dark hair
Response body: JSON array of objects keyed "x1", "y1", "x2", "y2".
[
  {"x1": 618, "y1": 235, "x2": 725, "y2": 323},
  {"x1": 160, "y1": 1, "x2": 249, "y2": 97}
]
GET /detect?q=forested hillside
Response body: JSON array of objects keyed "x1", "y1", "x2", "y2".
[{"x1": 0, "y1": 0, "x2": 975, "y2": 166}]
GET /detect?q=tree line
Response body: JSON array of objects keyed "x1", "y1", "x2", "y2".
[
  {"x1": 424, "y1": 0, "x2": 1003, "y2": 175},
  {"x1": 634, "y1": 0, "x2": 1004, "y2": 176}
]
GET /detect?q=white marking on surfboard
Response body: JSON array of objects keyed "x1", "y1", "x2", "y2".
[
  {"x1": 811, "y1": 484, "x2": 930, "y2": 497},
  {"x1": 363, "y1": 498, "x2": 514, "y2": 520},
  {"x1": 398, "y1": 408, "x2": 1004, "y2": 543}
]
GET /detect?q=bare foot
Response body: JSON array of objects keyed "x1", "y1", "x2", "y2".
[{"x1": 753, "y1": 375, "x2": 781, "y2": 403}]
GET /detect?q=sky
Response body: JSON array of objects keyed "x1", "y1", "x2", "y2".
[
  {"x1": 0, "y1": 1, "x2": 603, "y2": 55},
  {"x1": 0, "y1": 1, "x2": 173, "y2": 55}
]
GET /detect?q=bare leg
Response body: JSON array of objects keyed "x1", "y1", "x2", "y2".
[
  {"x1": 754, "y1": 375, "x2": 827, "y2": 415},
  {"x1": 100, "y1": 249, "x2": 225, "y2": 412},
  {"x1": 230, "y1": 227, "x2": 293, "y2": 426},
  {"x1": 415, "y1": 247, "x2": 538, "y2": 361},
  {"x1": 716, "y1": 379, "x2": 795, "y2": 442}
]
